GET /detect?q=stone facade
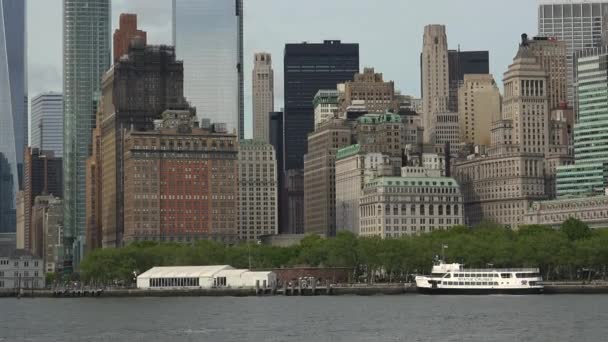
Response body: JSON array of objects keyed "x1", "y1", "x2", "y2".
[
  {"x1": 335, "y1": 146, "x2": 394, "y2": 234},
  {"x1": 252, "y1": 53, "x2": 274, "y2": 142},
  {"x1": 313, "y1": 90, "x2": 339, "y2": 128},
  {"x1": 359, "y1": 168, "x2": 464, "y2": 238},
  {"x1": 338, "y1": 68, "x2": 398, "y2": 114},
  {"x1": 122, "y1": 110, "x2": 238, "y2": 244},
  {"x1": 421, "y1": 25, "x2": 449, "y2": 143},
  {"x1": 458, "y1": 74, "x2": 501, "y2": 146},
  {"x1": 525, "y1": 194, "x2": 608, "y2": 229},
  {"x1": 304, "y1": 119, "x2": 352, "y2": 236},
  {"x1": 0, "y1": 249, "x2": 44, "y2": 289},
  {"x1": 238, "y1": 140, "x2": 278, "y2": 241}
]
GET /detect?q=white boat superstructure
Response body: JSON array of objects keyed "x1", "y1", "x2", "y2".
[{"x1": 415, "y1": 261, "x2": 543, "y2": 294}]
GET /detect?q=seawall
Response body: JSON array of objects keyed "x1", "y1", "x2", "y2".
[{"x1": 2, "y1": 283, "x2": 608, "y2": 298}]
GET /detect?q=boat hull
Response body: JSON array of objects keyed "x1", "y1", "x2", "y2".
[{"x1": 416, "y1": 287, "x2": 543, "y2": 295}]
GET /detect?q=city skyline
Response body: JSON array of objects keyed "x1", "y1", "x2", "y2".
[{"x1": 27, "y1": 0, "x2": 536, "y2": 139}]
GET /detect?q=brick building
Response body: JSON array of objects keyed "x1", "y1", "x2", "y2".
[{"x1": 113, "y1": 13, "x2": 147, "y2": 63}]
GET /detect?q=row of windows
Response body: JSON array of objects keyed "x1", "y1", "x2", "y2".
[{"x1": 149, "y1": 277, "x2": 200, "y2": 288}]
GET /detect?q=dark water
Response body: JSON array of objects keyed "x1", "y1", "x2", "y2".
[{"x1": 1, "y1": 295, "x2": 607, "y2": 341}]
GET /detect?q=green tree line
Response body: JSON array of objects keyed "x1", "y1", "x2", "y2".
[{"x1": 79, "y1": 218, "x2": 608, "y2": 285}]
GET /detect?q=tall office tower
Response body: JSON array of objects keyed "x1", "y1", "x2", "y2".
[
  {"x1": 122, "y1": 110, "x2": 238, "y2": 244},
  {"x1": 113, "y1": 13, "x2": 147, "y2": 63},
  {"x1": 23, "y1": 148, "x2": 63, "y2": 253},
  {"x1": 283, "y1": 40, "x2": 359, "y2": 172},
  {"x1": 252, "y1": 53, "x2": 274, "y2": 142},
  {"x1": 0, "y1": 0, "x2": 27, "y2": 233},
  {"x1": 268, "y1": 112, "x2": 288, "y2": 234},
  {"x1": 526, "y1": 36, "x2": 568, "y2": 110},
  {"x1": 447, "y1": 50, "x2": 490, "y2": 112},
  {"x1": 285, "y1": 169, "x2": 304, "y2": 234},
  {"x1": 303, "y1": 119, "x2": 352, "y2": 236},
  {"x1": 63, "y1": 0, "x2": 110, "y2": 263},
  {"x1": 458, "y1": 74, "x2": 501, "y2": 146},
  {"x1": 538, "y1": 0, "x2": 608, "y2": 106},
  {"x1": 421, "y1": 25, "x2": 450, "y2": 143},
  {"x1": 85, "y1": 113, "x2": 102, "y2": 251},
  {"x1": 173, "y1": 0, "x2": 244, "y2": 139},
  {"x1": 338, "y1": 67, "x2": 398, "y2": 114},
  {"x1": 238, "y1": 140, "x2": 278, "y2": 240},
  {"x1": 31, "y1": 93, "x2": 63, "y2": 157},
  {"x1": 454, "y1": 36, "x2": 554, "y2": 229},
  {"x1": 557, "y1": 46, "x2": 608, "y2": 197},
  {"x1": 99, "y1": 43, "x2": 188, "y2": 248}
]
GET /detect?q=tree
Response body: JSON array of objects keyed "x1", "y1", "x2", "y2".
[{"x1": 560, "y1": 217, "x2": 591, "y2": 241}]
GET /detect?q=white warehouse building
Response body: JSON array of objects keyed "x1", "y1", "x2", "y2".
[{"x1": 136, "y1": 265, "x2": 277, "y2": 290}]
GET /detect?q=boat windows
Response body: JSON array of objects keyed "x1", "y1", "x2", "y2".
[
  {"x1": 431, "y1": 273, "x2": 446, "y2": 278},
  {"x1": 493, "y1": 282, "x2": 499, "y2": 286},
  {"x1": 465, "y1": 282, "x2": 471, "y2": 286},
  {"x1": 482, "y1": 274, "x2": 488, "y2": 278},
  {"x1": 482, "y1": 282, "x2": 488, "y2": 286},
  {"x1": 501, "y1": 273, "x2": 512, "y2": 278},
  {"x1": 516, "y1": 273, "x2": 540, "y2": 278},
  {"x1": 475, "y1": 282, "x2": 482, "y2": 286},
  {"x1": 443, "y1": 274, "x2": 451, "y2": 278},
  {"x1": 459, "y1": 282, "x2": 464, "y2": 286},
  {"x1": 465, "y1": 273, "x2": 471, "y2": 277}
]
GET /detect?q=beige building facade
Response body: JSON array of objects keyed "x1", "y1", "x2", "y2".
[
  {"x1": 335, "y1": 145, "x2": 395, "y2": 235},
  {"x1": 525, "y1": 194, "x2": 608, "y2": 229},
  {"x1": 339, "y1": 68, "x2": 397, "y2": 114},
  {"x1": 238, "y1": 140, "x2": 278, "y2": 241},
  {"x1": 252, "y1": 53, "x2": 274, "y2": 142},
  {"x1": 359, "y1": 168, "x2": 464, "y2": 238},
  {"x1": 303, "y1": 119, "x2": 352, "y2": 236},
  {"x1": 458, "y1": 74, "x2": 501, "y2": 146},
  {"x1": 421, "y1": 25, "x2": 450, "y2": 143}
]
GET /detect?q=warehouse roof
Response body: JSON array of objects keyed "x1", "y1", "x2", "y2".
[{"x1": 138, "y1": 265, "x2": 234, "y2": 279}]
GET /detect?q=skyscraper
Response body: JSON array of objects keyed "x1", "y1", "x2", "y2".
[
  {"x1": 538, "y1": 0, "x2": 608, "y2": 106},
  {"x1": 0, "y1": 0, "x2": 27, "y2": 233},
  {"x1": 63, "y1": 0, "x2": 111, "y2": 263},
  {"x1": 421, "y1": 25, "x2": 449, "y2": 143},
  {"x1": 458, "y1": 74, "x2": 501, "y2": 146},
  {"x1": 252, "y1": 53, "x2": 274, "y2": 142},
  {"x1": 172, "y1": 0, "x2": 244, "y2": 139},
  {"x1": 113, "y1": 13, "x2": 147, "y2": 63},
  {"x1": 557, "y1": 46, "x2": 608, "y2": 197},
  {"x1": 99, "y1": 43, "x2": 188, "y2": 248},
  {"x1": 447, "y1": 50, "x2": 490, "y2": 112},
  {"x1": 283, "y1": 40, "x2": 359, "y2": 172},
  {"x1": 31, "y1": 93, "x2": 63, "y2": 157}
]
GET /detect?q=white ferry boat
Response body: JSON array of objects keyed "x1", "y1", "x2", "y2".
[{"x1": 415, "y1": 261, "x2": 543, "y2": 294}]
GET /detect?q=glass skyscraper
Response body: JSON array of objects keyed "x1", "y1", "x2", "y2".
[
  {"x1": 172, "y1": 0, "x2": 244, "y2": 139},
  {"x1": 31, "y1": 92, "x2": 63, "y2": 157},
  {"x1": 283, "y1": 41, "x2": 359, "y2": 171},
  {"x1": 556, "y1": 47, "x2": 608, "y2": 197},
  {"x1": 538, "y1": 0, "x2": 608, "y2": 106},
  {"x1": 63, "y1": 0, "x2": 110, "y2": 262},
  {"x1": 0, "y1": 0, "x2": 27, "y2": 233}
]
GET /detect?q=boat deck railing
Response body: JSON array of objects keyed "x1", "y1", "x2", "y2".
[{"x1": 457, "y1": 268, "x2": 540, "y2": 273}]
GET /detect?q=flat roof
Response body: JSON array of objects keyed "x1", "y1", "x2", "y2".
[{"x1": 138, "y1": 265, "x2": 234, "y2": 279}]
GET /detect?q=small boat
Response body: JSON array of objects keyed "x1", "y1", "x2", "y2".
[{"x1": 415, "y1": 260, "x2": 543, "y2": 295}]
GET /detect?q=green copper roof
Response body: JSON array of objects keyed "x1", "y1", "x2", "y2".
[
  {"x1": 357, "y1": 113, "x2": 402, "y2": 124},
  {"x1": 364, "y1": 176, "x2": 460, "y2": 189},
  {"x1": 336, "y1": 144, "x2": 361, "y2": 160}
]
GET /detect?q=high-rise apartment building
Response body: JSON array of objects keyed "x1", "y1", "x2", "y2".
[
  {"x1": 538, "y1": 0, "x2": 608, "y2": 106},
  {"x1": 458, "y1": 74, "x2": 501, "y2": 146},
  {"x1": 421, "y1": 25, "x2": 450, "y2": 143},
  {"x1": 238, "y1": 140, "x2": 278, "y2": 240},
  {"x1": 63, "y1": 0, "x2": 110, "y2": 262},
  {"x1": 0, "y1": 0, "x2": 27, "y2": 233},
  {"x1": 99, "y1": 43, "x2": 188, "y2": 248},
  {"x1": 283, "y1": 40, "x2": 359, "y2": 172},
  {"x1": 557, "y1": 46, "x2": 608, "y2": 197},
  {"x1": 113, "y1": 13, "x2": 147, "y2": 63},
  {"x1": 122, "y1": 110, "x2": 238, "y2": 243},
  {"x1": 173, "y1": 0, "x2": 244, "y2": 139},
  {"x1": 252, "y1": 53, "x2": 274, "y2": 142},
  {"x1": 31, "y1": 93, "x2": 63, "y2": 157},
  {"x1": 447, "y1": 50, "x2": 490, "y2": 112},
  {"x1": 338, "y1": 67, "x2": 398, "y2": 114},
  {"x1": 303, "y1": 119, "x2": 352, "y2": 236},
  {"x1": 23, "y1": 148, "x2": 63, "y2": 254}
]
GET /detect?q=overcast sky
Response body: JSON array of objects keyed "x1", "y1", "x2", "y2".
[{"x1": 28, "y1": 0, "x2": 537, "y2": 138}]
